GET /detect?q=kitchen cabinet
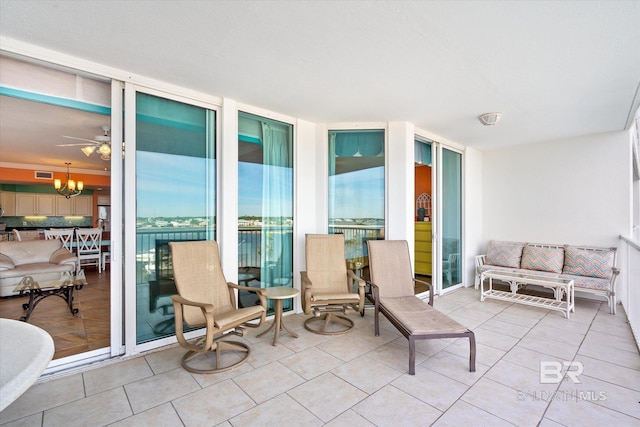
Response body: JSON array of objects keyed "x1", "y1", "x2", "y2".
[
  {"x1": 56, "y1": 195, "x2": 92, "y2": 216},
  {"x1": 97, "y1": 195, "x2": 110, "y2": 206},
  {"x1": 0, "y1": 191, "x2": 16, "y2": 216},
  {"x1": 15, "y1": 193, "x2": 56, "y2": 216},
  {"x1": 73, "y1": 196, "x2": 92, "y2": 216}
]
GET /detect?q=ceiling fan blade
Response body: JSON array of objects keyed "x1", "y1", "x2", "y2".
[
  {"x1": 56, "y1": 143, "x2": 94, "y2": 147},
  {"x1": 61, "y1": 135, "x2": 100, "y2": 144}
]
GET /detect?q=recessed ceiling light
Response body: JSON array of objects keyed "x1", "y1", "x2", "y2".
[{"x1": 478, "y1": 112, "x2": 502, "y2": 126}]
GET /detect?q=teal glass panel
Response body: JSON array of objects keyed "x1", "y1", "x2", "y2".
[
  {"x1": 442, "y1": 148, "x2": 462, "y2": 288},
  {"x1": 238, "y1": 112, "x2": 294, "y2": 313},
  {"x1": 135, "y1": 92, "x2": 216, "y2": 344},
  {"x1": 328, "y1": 130, "x2": 385, "y2": 273}
]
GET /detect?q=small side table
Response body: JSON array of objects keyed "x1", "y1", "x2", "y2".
[{"x1": 257, "y1": 286, "x2": 299, "y2": 346}]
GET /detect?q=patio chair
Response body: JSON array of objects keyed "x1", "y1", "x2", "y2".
[
  {"x1": 169, "y1": 240, "x2": 267, "y2": 373},
  {"x1": 367, "y1": 239, "x2": 475, "y2": 375},
  {"x1": 300, "y1": 234, "x2": 365, "y2": 335},
  {"x1": 76, "y1": 228, "x2": 102, "y2": 271},
  {"x1": 442, "y1": 253, "x2": 459, "y2": 284}
]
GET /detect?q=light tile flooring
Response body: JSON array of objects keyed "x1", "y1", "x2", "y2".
[{"x1": 1, "y1": 287, "x2": 639, "y2": 426}]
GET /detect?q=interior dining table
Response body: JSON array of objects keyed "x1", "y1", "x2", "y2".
[{"x1": 0, "y1": 318, "x2": 54, "y2": 412}]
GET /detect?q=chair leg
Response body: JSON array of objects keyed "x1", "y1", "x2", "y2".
[
  {"x1": 468, "y1": 332, "x2": 476, "y2": 372},
  {"x1": 408, "y1": 337, "x2": 416, "y2": 375},
  {"x1": 181, "y1": 339, "x2": 251, "y2": 374},
  {"x1": 304, "y1": 313, "x2": 355, "y2": 335}
]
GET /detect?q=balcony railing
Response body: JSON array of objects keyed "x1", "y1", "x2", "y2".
[
  {"x1": 136, "y1": 225, "x2": 384, "y2": 284},
  {"x1": 619, "y1": 234, "x2": 640, "y2": 349}
]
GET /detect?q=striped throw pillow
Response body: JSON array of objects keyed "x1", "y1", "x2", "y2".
[
  {"x1": 563, "y1": 246, "x2": 614, "y2": 279},
  {"x1": 520, "y1": 245, "x2": 564, "y2": 273},
  {"x1": 485, "y1": 240, "x2": 525, "y2": 268}
]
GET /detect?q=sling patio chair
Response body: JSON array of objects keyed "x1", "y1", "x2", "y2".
[
  {"x1": 169, "y1": 240, "x2": 267, "y2": 373},
  {"x1": 300, "y1": 234, "x2": 365, "y2": 335}
]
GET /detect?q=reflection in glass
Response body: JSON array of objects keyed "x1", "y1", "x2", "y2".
[
  {"x1": 328, "y1": 129, "x2": 385, "y2": 274},
  {"x1": 442, "y1": 148, "x2": 462, "y2": 288},
  {"x1": 238, "y1": 112, "x2": 293, "y2": 313},
  {"x1": 135, "y1": 92, "x2": 216, "y2": 344}
]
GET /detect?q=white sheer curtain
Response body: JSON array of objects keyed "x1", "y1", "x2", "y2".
[{"x1": 260, "y1": 122, "x2": 293, "y2": 290}]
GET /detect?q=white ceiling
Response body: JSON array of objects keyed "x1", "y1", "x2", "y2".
[{"x1": 0, "y1": 0, "x2": 639, "y2": 169}]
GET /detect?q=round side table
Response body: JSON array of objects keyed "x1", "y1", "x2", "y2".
[{"x1": 256, "y1": 286, "x2": 299, "y2": 346}]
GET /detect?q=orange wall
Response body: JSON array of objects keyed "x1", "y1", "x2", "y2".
[
  {"x1": 414, "y1": 165, "x2": 431, "y2": 219},
  {"x1": 0, "y1": 166, "x2": 110, "y2": 187}
]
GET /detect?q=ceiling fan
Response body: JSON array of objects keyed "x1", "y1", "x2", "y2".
[{"x1": 57, "y1": 125, "x2": 111, "y2": 160}]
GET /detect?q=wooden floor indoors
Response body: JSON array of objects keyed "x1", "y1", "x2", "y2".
[{"x1": 0, "y1": 268, "x2": 110, "y2": 360}]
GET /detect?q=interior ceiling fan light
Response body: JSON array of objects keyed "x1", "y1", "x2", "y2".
[
  {"x1": 98, "y1": 143, "x2": 111, "y2": 155},
  {"x1": 478, "y1": 112, "x2": 502, "y2": 126},
  {"x1": 81, "y1": 146, "x2": 96, "y2": 156}
]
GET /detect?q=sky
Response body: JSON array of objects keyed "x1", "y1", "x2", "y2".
[{"x1": 136, "y1": 152, "x2": 383, "y2": 220}]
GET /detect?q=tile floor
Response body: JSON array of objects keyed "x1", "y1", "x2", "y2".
[{"x1": 1, "y1": 287, "x2": 639, "y2": 426}]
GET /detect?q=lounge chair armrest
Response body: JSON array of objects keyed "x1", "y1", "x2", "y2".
[
  {"x1": 227, "y1": 282, "x2": 267, "y2": 308},
  {"x1": 347, "y1": 269, "x2": 366, "y2": 288},
  {"x1": 300, "y1": 271, "x2": 311, "y2": 288},
  {"x1": 474, "y1": 254, "x2": 486, "y2": 271},
  {"x1": 300, "y1": 271, "x2": 313, "y2": 314},
  {"x1": 227, "y1": 282, "x2": 266, "y2": 295},
  {"x1": 414, "y1": 277, "x2": 434, "y2": 306},
  {"x1": 171, "y1": 294, "x2": 214, "y2": 314}
]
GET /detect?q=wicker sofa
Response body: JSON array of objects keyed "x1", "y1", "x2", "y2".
[
  {"x1": 475, "y1": 240, "x2": 619, "y2": 314},
  {"x1": 0, "y1": 239, "x2": 78, "y2": 297}
]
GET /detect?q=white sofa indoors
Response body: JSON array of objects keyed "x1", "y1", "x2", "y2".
[
  {"x1": 0, "y1": 239, "x2": 78, "y2": 297},
  {"x1": 475, "y1": 240, "x2": 620, "y2": 314}
]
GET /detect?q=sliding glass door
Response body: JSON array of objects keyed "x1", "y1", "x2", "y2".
[
  {"x1": 132, "y1": 91, "x2": 216, "y2": 344},
  {"x1": 441, "y1": 147, "x2": 462, "y2": 290},
  {"x1": 237, "y1": 112, "x2": 293, "y2": 313},
  {"x1": 328, "y1": 129, "x2": 385, "y2": 274}
]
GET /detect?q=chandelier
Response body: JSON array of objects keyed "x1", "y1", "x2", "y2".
[{"x1": 54, "y1": 162, "x2": 84, "y2": 199}]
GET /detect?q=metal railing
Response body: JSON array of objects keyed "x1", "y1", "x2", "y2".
[
  {"x1": 619, "y1": 234, "x2": 640, "y2": 350},
  {"x1": 136, "y1": 225, "x2": 384, "y2": 283}
]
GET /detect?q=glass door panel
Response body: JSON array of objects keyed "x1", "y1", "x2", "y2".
[
  {"x1": 414, "y1": 138, "x2": 433, "y2": 295},
  {"x1": 135, "y1": 92, "x2": 216, "y2": 344},
  {"x1": 238, "y1": 112, "x2": 293, "y2": 314},
  {"x1": 328, "y1": 129, "x2": 385, "y2": 280},
  {"x1": 441, "y1": 148, "x2": 462, "y2": 289}
]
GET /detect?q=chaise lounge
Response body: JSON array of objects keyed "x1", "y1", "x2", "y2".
[{"x1": 367, "y1": 239, "x2": 476, "y2": 375}]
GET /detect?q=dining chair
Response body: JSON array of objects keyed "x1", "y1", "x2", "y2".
[
  {"x1": 44, "y1": 229, "x2": 75, "y2": 251},
  {"x1": 76, "y1": 228, "x2": 102, "y2": 271}
]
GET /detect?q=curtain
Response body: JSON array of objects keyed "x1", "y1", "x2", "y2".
[{"x1": 260, "y1": 122, "x2": 293, "y2": 293}]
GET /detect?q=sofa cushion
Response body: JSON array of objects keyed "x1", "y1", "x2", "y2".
[
  {"x1": 0, "y1": 262, "x2": 76, "y2": 280},
  {"x1": 0, "y1": 239, "x2": 64, "y2": 266},
  {"x1": 485, "y1": 240, "x2": 525, "y2": 268},
  {"x1": 563, "y1": 246, "x2": 614, "y2": 279},
  {"x1": 520, "y1": 245, "x2": 564, "y2": 273},
  {"x1": 563, "y1": 274, "x2": 611, "y2": 291}
]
